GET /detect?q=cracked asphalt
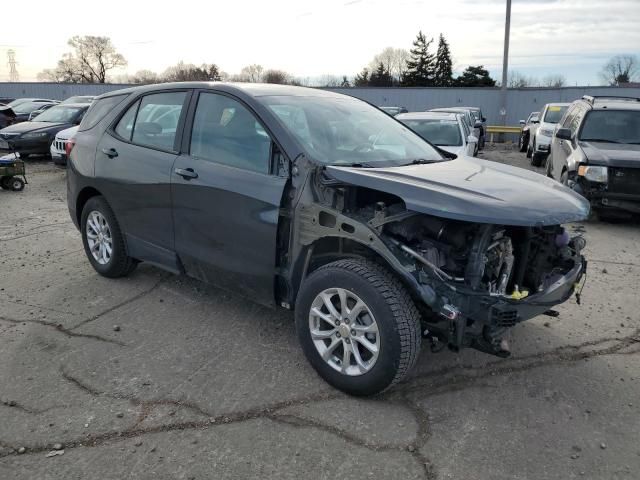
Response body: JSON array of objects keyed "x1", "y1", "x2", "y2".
[{"x1": 1, "y1": 146, "x2": 639, "y2": 479}]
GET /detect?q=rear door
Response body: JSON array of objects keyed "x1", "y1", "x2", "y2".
[
  {"x1": 171, "y1": 90, "x2": 288, "y2": 305},
  {"x1": 96, "y1": 90, "x2": 190, "y2": 270}
]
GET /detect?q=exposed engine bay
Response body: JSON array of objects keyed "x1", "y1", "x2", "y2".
[{"x1": 300, "y1": 177, "x2": 588, "y2": 358}]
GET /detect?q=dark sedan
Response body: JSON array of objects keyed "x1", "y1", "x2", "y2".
[
  {"x1": 0, "y1": 103, "x2": 89, "y2": 158},
  {"x1": 9, "y1": 100, "x2": 59, "y2": 124}
]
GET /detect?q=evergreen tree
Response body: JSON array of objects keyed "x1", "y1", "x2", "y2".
[
  {"x1": 433, "y1": 34, "x2": 453, "y2": 87},
  {"x1": 340, "y1": 75, "x2": 351, "y2": 87},
  {"x1": 369, "y1": 62, "x2": 393, "y2": 87},
  {"x1": 354, "y1": 68, "x2": 370, "y2": 86},
  {"x1": 401, "y1": 31, "x2": 435, "y2": 86},
  {"x1": 455, "y1": 65, "x2": 496, "y2": 87}
]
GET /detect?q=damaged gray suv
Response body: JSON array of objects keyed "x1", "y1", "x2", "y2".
[{"x1": 67, "y1": 83, "x2": 589, "y2": 396}]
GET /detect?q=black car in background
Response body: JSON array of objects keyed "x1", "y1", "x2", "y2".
[
  {"x1": 66, "y1": 82, "x2": 588, "y2": 396},
  {"x1": 8, "y1": 99, "x2": 59, "y2": 124},
  {"x1": 0, "y1": 103, "x2": 89, "y2": 158},
  {"x1": 549, "y1": 95, "x2": 640, "y2": 217}
]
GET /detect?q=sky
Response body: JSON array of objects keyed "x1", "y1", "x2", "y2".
[{"x1": 1, "y1": 0, "x2": 639, "y2": 85}]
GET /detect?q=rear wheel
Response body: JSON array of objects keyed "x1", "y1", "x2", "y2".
[
  {"x1": 81, "y1": 196, "x2": 137, "y2": 278},
  {"x1": 295, "y1": 259, "x2": 422, "y2": 396},
  {"x1": 10, "y1": 177, "x2": 24, "y2": 191},
  {"x1": 518, "y1": 132, "x2": 528, "y2": 152}
]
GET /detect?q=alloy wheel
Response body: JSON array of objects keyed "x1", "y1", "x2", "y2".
[
  {"x1": 308, "y1": 288, "x2": 380, "y2": 376},
  {"x1": 86, "y1": 210, "x2": 113, "y2": 265}
]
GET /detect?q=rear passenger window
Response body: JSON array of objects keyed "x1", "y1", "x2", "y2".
[
  {"x1": 190, "y1": 92, "x2": 271, "y2": 174},
  {"x1": 78, "y1": 94, "x2": 127, "y2": 131},
  {"x1": 114, "y1": 100, "x2": 140, "y2": 140},
  {"x1": 119, "y1": 92, "x2": 187, "y2": 151}
]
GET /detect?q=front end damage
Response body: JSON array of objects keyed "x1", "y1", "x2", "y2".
[
  {"x1": 286, "y1": 160, "x2": 588, "y2": 358},
  {"x1": 378, "y1": 212, "x2": 586, "y2": 356}
]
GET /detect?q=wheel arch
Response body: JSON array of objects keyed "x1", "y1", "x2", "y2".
[
  {"x1": 75, "y1": 186, "x2": 103, "y2": 227},
  {"x1": 287, "y1": 235, "x2": 431, "y2": 312}
]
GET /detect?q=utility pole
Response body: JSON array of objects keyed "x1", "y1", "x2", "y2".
[
  {"x1": 7, "y1": 49, "x2": 20, "y2": 82},
  {"x1": 500, "y1": 0, "x2": 511, "y2": 126}
]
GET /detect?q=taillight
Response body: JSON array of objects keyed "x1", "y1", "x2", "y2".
[{"x1": 65, "y1": 138, "x2": 76, "y2": 157}]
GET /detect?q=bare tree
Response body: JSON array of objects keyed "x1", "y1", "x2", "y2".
[
  {"x1": 131, "y1": 69, "x2": 160, "y2": 84},
  {"x1": 540, "y1": 74, "x2": 566, "y2": 88},
  {"x1": 37, "y1": 36, "x2": 127, "y2": 83},
  {"x1": 239, "y1": 64, "x2": 264, "y2": 82},
  {"x1": 368, "y1": 47, "x2": 409, "y2": 84},
  {"x1": 600, "y1": 55, "x2": 639, "y2": 85},
  {"x1": 317, "y1": 74, "x2": 342, "y2": 87},
  {"x1": 508, "y1": 71, "x2": 538, "y2": 88},
  {"x1": 263, "y1": 69, "x2": 290, "y2": 84}
]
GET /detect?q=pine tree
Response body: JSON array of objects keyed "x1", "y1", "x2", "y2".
[
  {"x1": 369, "y1": 62, "x2": 393, "y2": 87},
  {"x1": 354, "y1": 68, "x2": 370, "y2": 86},
  {"x1": 455, "y1": 65, "x2": 496, "y2": 87},
  {"x1": 401, "y1": 31, "x2": 435, "y2": 86},
  {"x1": 434, "y1": 34, "x2": 453, "y2": 87},
  {"x1": 340, "y1": 75, "x2": 351, "y2": 87}
]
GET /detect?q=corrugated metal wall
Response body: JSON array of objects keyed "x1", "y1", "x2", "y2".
[
  {"x1": 2, "y1": 82, "x2": 640, "y2": 126},
  {"x1": 327, "y1": 86, "x2": 640, "y2": 125}
]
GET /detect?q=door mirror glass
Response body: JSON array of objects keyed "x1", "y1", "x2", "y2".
[
  {"x1": 519, "y1": 119, "x2": 525, "y2": 125},
  {"x1": 556, "y1": 127, "x2": 572, "y2": 140}
]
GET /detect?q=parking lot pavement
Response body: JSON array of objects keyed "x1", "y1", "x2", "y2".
[{"x1": 1, "y1": 152, "x2": 639, "y2": 480}]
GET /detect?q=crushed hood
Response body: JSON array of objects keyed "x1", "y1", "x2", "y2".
[
  {"x1": 326, "y1": 157, "x2": 590, "y2": 226},
  {"x1": 580, "y1": 141, "x2": 640, "y2": 168}
]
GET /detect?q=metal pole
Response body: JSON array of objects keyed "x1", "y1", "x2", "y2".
[{"x1": 500, "y1": 0, "x2": 511, "y2": 127}]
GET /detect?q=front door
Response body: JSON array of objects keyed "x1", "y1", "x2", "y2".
[
  {"x1": 96, "y1": 90, "x2": 190, "y2": 269},
  {"x1": 171, "y1": 91, "x2": 287, "y2": 305}
]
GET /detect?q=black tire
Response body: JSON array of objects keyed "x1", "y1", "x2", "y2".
[
  {"x1": 81, "y1": 196, "x2": 137, "y2": 278},
  {"x1": 518, "y1": 132, "x2": 528, "y2": 152},
  {"x1": 295, "y1": 258, "x2": 422, "y2": 396},
  {"x1": 10, "y1": 177, "x2": 24, "y2": 191},
  {"x1": 526, "y1": 144, "x2": 532, "y2": 158},
  {"x1": 545, "y1": 155, "x2": 554, "y2": 178},
  {"x1": 531, "y1": 152, "x2": 543, "y2": 167},
  {"x1": 560, "y1": 169, "x2": 569, "y2": 186}
]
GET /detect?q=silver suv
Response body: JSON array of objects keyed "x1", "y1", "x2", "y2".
[{"x1": 548, "y1": 95, "x2": 640, "y2": 216}]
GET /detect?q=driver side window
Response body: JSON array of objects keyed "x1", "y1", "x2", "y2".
[{"x1": 189, "y1": 92, "x2": 271, "y2": 174}]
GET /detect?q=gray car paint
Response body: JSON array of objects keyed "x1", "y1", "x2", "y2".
[{"x1": 326, "y1": 157, "x2": 590, "y2": 226}]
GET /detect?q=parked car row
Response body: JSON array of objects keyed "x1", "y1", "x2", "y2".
[
  {"x1": 0, "y1": 96, "x2": 93, "y2": 162},
  {"x1": 520, "y1": 95, "x2": 640, "y2": 218},
  {"x1": 380, "y1": 104, "x2": 485, "y2": 157}
]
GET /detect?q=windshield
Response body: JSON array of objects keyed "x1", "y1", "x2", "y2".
[
  {"x1": 400, "y1": 119, "x2": 462, "y2": 146},
  {"x1": 264, "y1": 96, "x2": 443, "y2": 166},
  {"x1": 33, "y1": 105, "x2": 85, "y2": 123},
  {"x1": 14, "y1": 102, "x2": 52, "y2": 114},
  {"x1": 543, "y1": 105, "x2": 568, "y2": 123},
  {"x1": 579, "y1": 110, "x2": 640, "y2": 144}
]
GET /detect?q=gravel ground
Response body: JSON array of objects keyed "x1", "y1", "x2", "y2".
[{"x1": 0, "y1": 148, "x2": 639, "y2": 480}]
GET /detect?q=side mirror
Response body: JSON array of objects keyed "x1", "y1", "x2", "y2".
[
  {"x1": 555, "y1": 128, "x2": 572, "y2": 140},
  {"x1": 481, "y1": 117, "x2": 486, "y2": 122},
  {"x1": 519, "y1": 120, "x2": 525, "y2": 125},
  {"x1": 473, "y1": 121, "x2": 482, "y2": 129},
  {"x1": 468, "y1": 135, "x2": 478, "y2": 144}
]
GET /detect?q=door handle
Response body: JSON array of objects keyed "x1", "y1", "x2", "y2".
[
  {"x1": 101, "y1": 147, "x2": 118, "y2": 158},
  {"x1": 174, "y1": 167, "x2": 198, "y2": 180}
]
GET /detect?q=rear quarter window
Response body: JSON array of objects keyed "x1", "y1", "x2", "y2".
[{"x1": 78, "y1": 94, "x2": 128, "y2": 131}]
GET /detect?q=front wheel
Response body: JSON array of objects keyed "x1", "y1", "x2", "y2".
[
  {"x1": 81, "y1": 196, "x2": 137, "y2": 278},
  {"x1": 518, "y1": 132, "x2": 528, "y2": 152},
  {"x1": 295, "y1": 259, "x2": 422, "y2": 396}
]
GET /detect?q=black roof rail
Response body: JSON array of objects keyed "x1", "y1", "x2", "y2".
[{"x1": 582, "y1": 95, "x2": 640, "y2": 105}]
